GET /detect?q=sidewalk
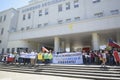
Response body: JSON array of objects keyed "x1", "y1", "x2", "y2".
[{"x1": 0, "y1": 71, "x2": 91, "y2": 80}]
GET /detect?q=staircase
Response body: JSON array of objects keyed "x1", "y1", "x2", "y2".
[{"x1": 0, "y1": 63, "x2": 120, "y2": 80}]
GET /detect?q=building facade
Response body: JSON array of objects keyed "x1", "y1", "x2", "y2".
[
  {"x1": 0, "y1": 0, "x2": 120, "y2": 54},
  {"x1": 0, "y1": 8, "x2": 18, "y2": 54}
]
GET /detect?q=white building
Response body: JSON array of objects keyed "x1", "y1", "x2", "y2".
[
  {"x1": 0, "y1": 8, "x2": 18, "y2": 54},
  {"x1": 0, "y1": 0, "x2": 120, "y2": 54}
]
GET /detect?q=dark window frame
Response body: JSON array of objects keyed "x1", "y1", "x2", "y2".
[
  {"x1": 58, "y1": 4, "x2": 62, "y2": 12},
  {"x1": 66, "y1": 2, "x2": 70, "y2": 10}
]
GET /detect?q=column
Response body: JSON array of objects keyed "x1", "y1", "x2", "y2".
[
  {"x1": 54, "y1": 37, "x2": 60, "y2": 53},
  {"x1": 65, "y1": 40, "x2": 71, "y2": 52},
  {"x1": 116, "y1": 32, "x2": 120, "y2": 44},
  {"x1": 37, "y1": 43, "x2": 41, "y2": 52},
  {"x1": 61, "y1": 40, "x2": 65, "y2": 52},
  {"x1": 92, "y1": 33, "x2": 100, "y2": 50}
]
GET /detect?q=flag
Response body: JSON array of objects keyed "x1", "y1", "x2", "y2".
[
  {"x1": 108, "y1": 39, "x2": 120, "y2": 48},
  {"x1": 68, "y1": 23, "x2": 73, "y2": 30},
  {"x1": 42, "y1": 46, "x2": 49, "y2": 52}
]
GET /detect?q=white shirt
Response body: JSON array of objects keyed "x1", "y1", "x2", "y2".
[{"x1": 102, "y1": 53, "x2": 106, "y2": 58}]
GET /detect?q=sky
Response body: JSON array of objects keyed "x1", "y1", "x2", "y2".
[{"x1": 0, "y1": 0, "x2": 30, "y2": 12}]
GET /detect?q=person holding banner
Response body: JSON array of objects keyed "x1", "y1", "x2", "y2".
[
  {"x1": 30, "y1": 50, "x2": 37, "y2": 66},
  {"x1": 23, "y1": 51, "x2": 28, "y2": 65}
]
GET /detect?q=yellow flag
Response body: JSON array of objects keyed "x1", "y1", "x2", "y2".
[{"x1": 68, "y1": 23, "x2": 73, "y2": 30}]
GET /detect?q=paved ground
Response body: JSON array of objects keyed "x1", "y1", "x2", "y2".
[{"x1": 0, "y1": 71, "x2": 92, "y2": 80}]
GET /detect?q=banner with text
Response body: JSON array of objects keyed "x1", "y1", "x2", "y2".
[
  {"x1": 20, "y1": 53, "x2": 37, "y2": 59},
  {"x1": 53, "y1": 52, "x2": 83, "y2": 64}
]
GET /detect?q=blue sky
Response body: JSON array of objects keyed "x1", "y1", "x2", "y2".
[{"x1": 0, "y1": 0, "x2": 30, "y2": 12}]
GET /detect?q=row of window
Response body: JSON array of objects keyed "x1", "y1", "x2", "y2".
[
  {"x1": 58, "y1": 0, "x2": 79, "y2": 12},
  {"x1": 22, "y1": 0, "x2": 101, "y2": 13},
  {"x1": 21, "y1": 16, "x2": 80, "y2": 31},
  {"x1": 22, "y1": 0, "x2": 65, "y2": 13},
  {"x1": 0, "y1": 15, "x2": 6, "y2": 23},
  {"x1": 1, "y1": 48, "x2": 28, "y2": 54},
  {"x1": 22, "y1": 0, "x2": 79, "y2": 21},
  {"x1": 94, "y1": 9, "x2": 119, "y2": 17},
  {"x1": 23, "y1": 8, "x2": 48, "y2": 20},
  {"x1": 23, "y1": 13, "x2": 31, "y2": 20},
  {"x1": 21, "y1": 8, "x2": 119, "y2": 31}
]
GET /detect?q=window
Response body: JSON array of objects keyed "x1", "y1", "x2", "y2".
[
  {"x1": 44, "y1": 23, "x2": 48, "y2": 26},
  {"x1": 45, "y1": 8, "x2": 48, "y2": 15},
  {"x1": 38, "y1": 24, "x2": 42, "y2": 28},
  {"x1": 58, "y1": 4, "x2": 62, "y2": 12},
  {"x1": 74, "y1": 0, "x2": 79, "y2": 8},
  {"x1": 93, "y1": 0, "x2": 100, "y2": 3},
  {"x1": 2, "y1": 48, "x2": 4, "y2": 54},
  {"x1": 66, "y1": 2, "x2": 70, "y2": 10},
  {"x1": 23, "y1": 14, "x2": 26, "y2": 20},
  {"x1": 111, "y1": 9, "x2": 119, "y2": 15},
  {"x1": 39, "y1": 10, "x2": 42, "y2": 16},
  {"x1": 26, "y1": 26, "x2": 30, "y2": 30},
  {"x1": 66, "y1": 18, "x2": 71, "y2": 22},
  {"x1": 3, "y1": 15, "x2": 6, "y2": 21},
  {"x1": 7, "y1": 48, "x2": 10, "y2": 53},
  {"x1": 75, "y1": 16, "x2": 80, "y2": 21},
  {"x1": 0, "y1": 16, "x2": 2, "y2": 22},
  {"x1": 0, "y1": 40, "x2": 1, "y2": 43},
  {"x1": 21, "y1": 28, "x2": 24, "y2": 31},
  {"x1": 28, "y1": 13, "x2": 31, "y2": 19},
  {"x1": 58, "y1": 20, "x2": 63, "y2": 24},
  {"x1": 12, "y1": 48, "x2": 15, "y2": 53},
  {"x1": 94, "y1": 12, "x2": 103, "y2": 17},
  {"x1": 1, "y1": 28, "x2": 4, "y2": 35}
]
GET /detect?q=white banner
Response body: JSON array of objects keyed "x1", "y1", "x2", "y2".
[
  {"x1": 20, "y1": 53, "x2": 37, "y2": 59},
  {"x1": 53, "y1": 52, "x2": 83, "y2": 64}
]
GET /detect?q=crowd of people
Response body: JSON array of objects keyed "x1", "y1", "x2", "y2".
[
  {"x1": 0, "y1": 48, "x2": 120, "y2": 67},
  {"x1": 1, "y1": 50, "x2": 53, "y2": 66},
  {"x1": 82, "y1": 48, "x2": 120, "y2": 67}
]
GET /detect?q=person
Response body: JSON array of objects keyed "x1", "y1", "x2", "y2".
[
  {"x1": 113, "y1": 49, "x2": 120, "y2": 66},
  {"x1": 7, "y1": 52, "x2": 15, "y2": 64},
  {"x1": 43, "y1": 51, "x2": 49, "y2": 64},
  {"x1": 101, "y1": 50, "x2": 107, "y2": 68},
  {"x1": 30, "y1": 50, "x2": 37, "y2": 66},
  {"x1": 98, "y1": 50, "x2": 103, "y2": 65},
  {"x1": 82, "y1": 50, "x2": 87, "y2": 64},
  {"x1": 37, "y1": 51, "x2": 44, "y2": 64},
  {"x1": 48, "y1": 50, "x2": 53, "y2": 64},
  {"x1": 18, "y1": 51, "x2": 24, "y2": 65},
  {"x1": 14, "y1": 51, "x2": 19, "y2": 65}
]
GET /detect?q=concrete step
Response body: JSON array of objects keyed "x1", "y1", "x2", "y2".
[
  {"x1": 0, "y1": 68, "x2": 120, "y2": 80},
  {"x1": 0, "y1": 64, "x2": 120, "y2": 80},
  {"x1": 1, "y1": 67, "x2": 120, "y2": 77}
]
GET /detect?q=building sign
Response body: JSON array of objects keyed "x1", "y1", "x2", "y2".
[
  {"x1": 53, "y1": 52, "x2": 83, "y2": 64},
  {"x1": 22, "y1": 0, "x2": 65, "y2": 13}
]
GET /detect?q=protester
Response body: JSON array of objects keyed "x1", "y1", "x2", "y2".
[
  {"x1": 101, "y1": 50, "x2": 107, "y2": 68},
  {"x1": 30, "y1": 50, "x2": 37, "y2": 66},
  {"x1": 14, "y1": 51, "x2": 19, "y2": 64},
  {"x1": 43, "y1": 51, "x2": 49, "y2": 64},
  {"x1": 113, "y1": 49, "x2": 120, "y2": 66},
  {"x1": 82, "y1": 50, "x2": 87, "y2": 64},
  {"x1": 48, "y1": 50, "x2": 53, "y2": 64},
  {"x1": 37, "y1": 51, "x2": 44, "y2": 64}
]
